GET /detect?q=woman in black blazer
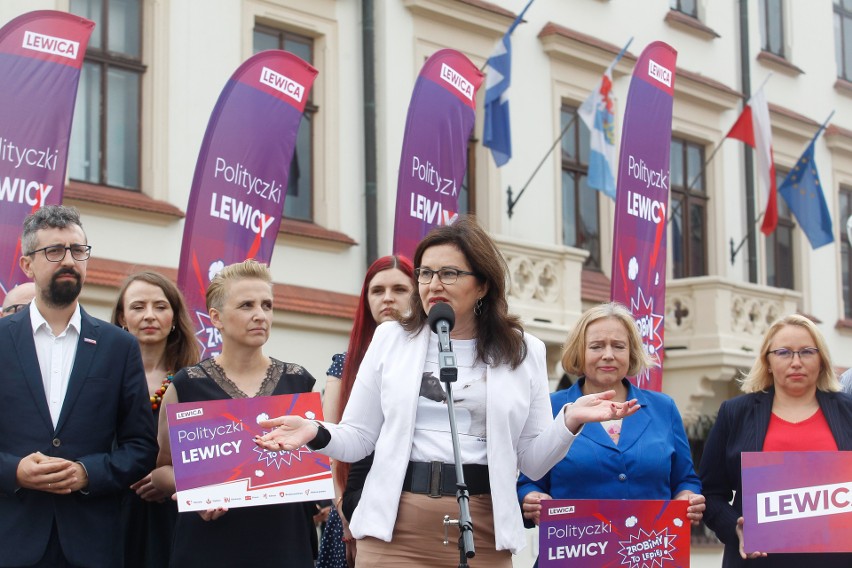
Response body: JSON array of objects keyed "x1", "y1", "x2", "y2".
[{"x1": 699, "y1": 314, "x2": 852, "y2": 567}]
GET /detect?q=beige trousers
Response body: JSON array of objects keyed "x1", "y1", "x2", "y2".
[{"x1": 356, "y1": 491, "x2": 513, "y2": 567}]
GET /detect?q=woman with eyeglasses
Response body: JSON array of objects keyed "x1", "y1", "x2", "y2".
[
  {"x1": 256, "y1": 215, "x2": 640, "y2": 566},
  {"x1": 111, "y1": 271, "x2": 200, "y2": 568},
  {"x1": 699, "y1": 314, "x2": 852, "y2": 568},
  {"x1": 317, "y1": 254, "x2": 414, "y2": 568}
]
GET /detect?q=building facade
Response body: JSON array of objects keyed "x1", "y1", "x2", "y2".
[{"x1": 3, "y1": 0, "x2": 852, "y2": 564}]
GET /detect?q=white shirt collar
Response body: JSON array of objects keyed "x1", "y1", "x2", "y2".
[{"x1": 29, "y1": 300, "x2": 82, "y2": 337}]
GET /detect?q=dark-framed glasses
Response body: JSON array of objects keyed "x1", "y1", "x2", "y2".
[
  {"x1": 27, "y1": 244, "x2": 91, "y2": 262},
  {"x1": 414, "y1": 267, "x2": 476, "y2": 285},
  {"x1": 767, "y1": 347, "x2": 819, "y2": 361},
  {"x1": 2, "y1": 303, "x2": 27, "y2": 315}
]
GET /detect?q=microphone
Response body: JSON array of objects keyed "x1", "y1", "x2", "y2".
[
  {"x1": 428, "y1": 302, "x2": 455, "y2": 350},
  {"x1": 427, "y1": 303, "x2": 457, "y2": 382}
]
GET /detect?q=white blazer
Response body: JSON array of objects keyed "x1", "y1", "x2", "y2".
[{"x1": 321, "y1": 321, "x2": 577, "y2": 553}]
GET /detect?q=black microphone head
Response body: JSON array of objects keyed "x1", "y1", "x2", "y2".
[{"x1": 428, "y1": 302, "x2": 455, "y2": 333}]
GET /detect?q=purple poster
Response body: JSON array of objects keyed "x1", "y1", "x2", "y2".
[
  {"x1": 538, "y1": 499, "x2": 690, "y2": 567},
  {"x1": 166, "y1": 392, "x2": 332, "y2": 512},
  {"x1": 610, "y1": 42, "x2": 677, "y2": 392},
  {"x1": 742, "y1": 451, "x2": 852, "y2": 553},
  {"x1": 177, "y1": 51, "x2": 317, "y2": 358},
  {"x1": 392, "y1": 49, "x2": 483, "y2": 258},
  {"x1": 0, "y1": 10, "x2": 93, "y2": 303}
]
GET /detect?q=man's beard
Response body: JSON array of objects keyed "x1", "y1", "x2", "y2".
[{"x1": 45, "y1": 268, "x2": 82, "y2": 307}]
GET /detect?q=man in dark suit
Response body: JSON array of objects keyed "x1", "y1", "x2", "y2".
[{"x1": 0, "y1": 205, "x2": 157, "y2": 567}]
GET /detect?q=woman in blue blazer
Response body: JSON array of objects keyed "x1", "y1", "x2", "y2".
[{"x1": 517, "y1": 302, "x2": 705, "y2": 527}]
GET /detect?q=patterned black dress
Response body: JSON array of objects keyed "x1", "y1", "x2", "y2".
[
  {"x1": 121, "y1": 380, "x2": 178, "y2": 568},
  {"x1": 169, "y1": 357, "x2": 317, "y2": 568},
  {"x1": 316, "y1": 353, "x2": 348, "y2": 568}
]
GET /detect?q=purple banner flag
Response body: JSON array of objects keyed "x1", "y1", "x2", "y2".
[
  {"x1": 392, "y1": 49, "x2": 484, "y2": 258},
  {"x1": 177, "y1": 51, "x2": 317, "y2": 357},
  {"x1": 610, "y1": 42, "x2": 676, "y2": 392},
  {"x1": 0, "y1": 10, "x2": 93, "y2": 303}
]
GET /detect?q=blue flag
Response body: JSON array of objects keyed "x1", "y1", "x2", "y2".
[
  {"x1": 778, "y1": 134, "x2": 833, "y2": 249},
  {"x1": 578, "y1": 38, "x2": 632, "y2": 200},
  {"x1": 483, "y1": 0, "x2": 534, "y2": 167}
]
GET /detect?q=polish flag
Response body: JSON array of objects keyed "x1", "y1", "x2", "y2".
[{"x1": 726, "y1": 87, "x2": 777, "y2": 234}]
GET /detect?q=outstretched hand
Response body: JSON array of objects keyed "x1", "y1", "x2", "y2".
[
  {"x1": 564, "y1": 390, "x2": 640, "y2": 434},
  {"x1": 254, "y1": 415, "x2": 318, "y2": 452}
]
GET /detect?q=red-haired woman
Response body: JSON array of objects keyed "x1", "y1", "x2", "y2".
[{"x1": 317, "y1": 255, "x2": 414, "y2": 567}]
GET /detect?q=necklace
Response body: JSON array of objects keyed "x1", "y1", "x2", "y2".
[{"x1": 151, "y1": 372, "x2": 173, "y2": 411}]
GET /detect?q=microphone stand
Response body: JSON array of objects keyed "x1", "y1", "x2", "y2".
[{"x1": 436, "y1": 322, "x2": 475, "y2": 566}]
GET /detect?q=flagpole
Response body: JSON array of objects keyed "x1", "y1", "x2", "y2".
[
  {"x1": 479, "y1": 0, "x2": 534, "y2": 73},
  {"x1": 667, "y1": 73, "x2": 774, "y2": 227},
  {"x1": 506, "y1": 37, "x2": 633, "y2": 218},
  {"x1": 507, "y1": 114, "x2": 576, "y2": 218},
  {"x1": 729, "y1": 110, "x2": 836, "y2": 264},
  {"x1": 743, "y1": 73, "x2": 773, "y2": 106},
  {"x1": 510, "y1": 0, "x2": 535, "y2": 34},
  {"x1": 814, "y1": 110, "x2": 836, "y2": 138},
  {"x1": 729, "y1": 212, "x2": 765, "y2": 265}
]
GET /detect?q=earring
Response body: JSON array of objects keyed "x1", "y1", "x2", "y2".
[
  {"x1": 122, "y1": 326, "x2": 128, "y2": 331},
  {"x1": 474, "y1": 297, "x2": 483, "y2": 316},
  {"x1": 171, "y1": 325, "x2": 176, "y2": 332}
]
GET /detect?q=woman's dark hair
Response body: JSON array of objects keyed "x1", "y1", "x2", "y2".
[
  {"x1": 401, "y1": 215, "x2": 526, "y2": 369},
  {"x1": 112, "y1": 271, "x2": 200, "y2": 372}
]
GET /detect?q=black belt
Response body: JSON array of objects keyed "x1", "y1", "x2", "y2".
[{"x1": 402, "y1": 461, "x2": 490, "y2": 497}]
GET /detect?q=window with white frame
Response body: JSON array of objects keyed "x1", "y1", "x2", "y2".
[
  {"x1": 669, "y1": 137, "x2": 708, "y2": 278},
  {"x1": 766, "y1": 168, "x2": 795, "y2": 290},
  {"x1": 68, "y1": 0, "x2": 144, "y2": 190},
  {"x1": 670, "y1": 0, "x2": 699, "y2": 18},
  {"x1": 560, "y1": 104, "x2": 600, "y2": 270},
  {"x1": 759, "y1": 0, "x2": 785, "y2": 57},
  {"x1": 253, "y1": 26, "x2": 316, "y2": 221},
  {"x1": 835, "y1": 0, "x2": 852, "y2": 81}
]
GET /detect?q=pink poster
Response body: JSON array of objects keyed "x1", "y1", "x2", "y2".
[
  {"x1": 166, "y1": 392, "x2": 332, "y2": 512},
  {"x1": 742, "y1": 451, "x2": 852, "y2": 553},
  {"x1": 539, "y1": 499, "x2": 690, "y2": 567}
]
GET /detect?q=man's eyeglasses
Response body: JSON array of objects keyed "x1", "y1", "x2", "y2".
[
  {"x1": 27, "y1": 244, "x2": 91, "y2": 263},
  {"x1": 414, "y1": 267, "x2": 476, "y2": 285},
  {"x1": 1, "y1": 304, "x2": 27, "y2": 315},
  {"x1": 767, "y1": 347, "x2": 820, "y2": 361}
]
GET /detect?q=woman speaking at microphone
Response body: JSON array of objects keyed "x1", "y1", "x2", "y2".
[{"x1": 256, "y1": 216, "x2": 639, "y2": 567}]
